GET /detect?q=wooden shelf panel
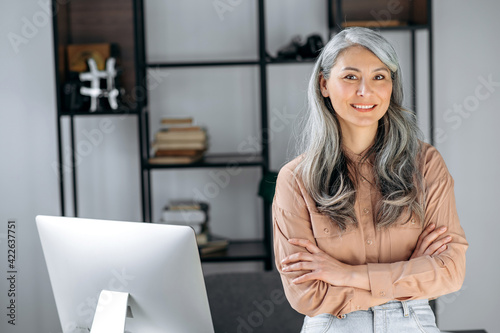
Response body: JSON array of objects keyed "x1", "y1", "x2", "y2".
[
  {"x1": 146, "y1": 60, "x2": 260, "y2": 68},
  {"x1": 266, "y1": 57, "x2": 317, "y2": 65},
  {"x1": 332, "y1": 0, "x2": 429, "y2": 26},
  {"x1": 146, "y1": 153, "x2": 264, "y2": 169},
  {"x1": 201, "y1": 240, "x2": 269, "y2": 262},
  {"x1": 348, "y1": 24, "x2": 430, "y2": 31}
]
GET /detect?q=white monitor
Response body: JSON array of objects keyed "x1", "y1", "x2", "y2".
[{"x1": 36, "y1": 215, "x2": 214, "y2": 333}]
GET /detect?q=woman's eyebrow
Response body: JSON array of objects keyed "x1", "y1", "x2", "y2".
[{"x1": 341, "y1": 66, "x2": 390, "y2": 73}]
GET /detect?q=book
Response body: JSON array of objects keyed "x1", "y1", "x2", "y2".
[
  {"x1": 166, "y1": 200, "x2": 209, "y2": 211},
  {"x1": 161, "y1": 116, "x2": 193, "y2": 125},
  {"x1": 160, "y1": 126, "x2": 203, "y2": 132},
  {"x1": 161, "y1": 209, "x2": 206, "y2": 224},
  {"x1": 155, "y1": 129, "x2": 207, "y2": 142},
  {"x1": 155, "y1": 149, "x2": 206, "y2": 157},
  {"x1": 151, "y1": 141, "x2": 207, "y2": 150},
  {"x1": 199, "y1": 240, "x2": 229, "y2": 255},
  {"x1": 159, "y1": 200, "x2": 210, "y2": 234},
  {"x1": 148, "y1": 153, "x2": 204, "y2": 165},
  {"x1": 196, "y1": 232, "x2": 229, "y2": 255}
]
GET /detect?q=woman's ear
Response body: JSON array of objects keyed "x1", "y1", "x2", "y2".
[{"x1": 319, "y1": 73, "x2": 329, "y2": 97}]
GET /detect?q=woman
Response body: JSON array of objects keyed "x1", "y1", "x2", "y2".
[{"x1": 272, "y1": 27, "x2": 468, "y2": 332}]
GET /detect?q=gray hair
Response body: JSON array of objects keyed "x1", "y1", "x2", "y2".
[{"x1": 295, "y1": 27, "x2": 424, "y2": 231}]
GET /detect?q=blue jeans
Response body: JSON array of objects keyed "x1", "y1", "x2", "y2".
[{"x1": 300, "y1": 299, "x2": 440, "y2": 333}]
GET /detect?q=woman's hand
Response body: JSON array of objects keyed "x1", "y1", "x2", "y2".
[
  {"x1": 410, "y1": 223, "x2": 452, "y2": 260},
  {"x1": 280, "y1": 238, "x2": 352, "y2": 286}
]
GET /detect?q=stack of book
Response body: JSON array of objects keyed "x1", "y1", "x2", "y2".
[
  {"x1": 158, "y1": 200, "x2": 228, "y2": 255},
  {"x1": 149, "y1": 116, "x2": 208, "y2": 164},
  {"x1": 159, "y1": 200, "x2": 209, "y2": 234}
]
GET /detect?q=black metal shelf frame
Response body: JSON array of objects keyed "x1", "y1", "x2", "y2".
[
  {"x1": 135, "y1": 0, "x2": 273, "y2": 269},
  {"x1": 53, "y1": 0, "x2": 434, "y2": 270}
]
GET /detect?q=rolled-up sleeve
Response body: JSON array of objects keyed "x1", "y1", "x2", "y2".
[
  {"x1": 272, "y1": 165, "x2": 356, "y2": 317},
  {"x1": 366, "y1": 148, "x2": 468, "y2": 301}
]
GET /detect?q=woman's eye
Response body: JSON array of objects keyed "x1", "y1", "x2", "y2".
[
  {"x1": 374, "y1": 74, "x2": 385, "y2": 80},
  {"x1": 344, "y1": 74, "x2": 357, "y2": 80}
]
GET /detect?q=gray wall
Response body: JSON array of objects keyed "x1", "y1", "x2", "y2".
[
  {"x1": 0, "y1": 0, "x2": 498, "y2": 332},
  {"x1": 433, "y1": 1, "x2": 500, "y2": 330}
]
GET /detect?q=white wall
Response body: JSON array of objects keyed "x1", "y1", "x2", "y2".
[
  {"x1": 0, "y1": 1, "x2": 61, "y2": 332},
  {"x1": 0, "y1": 0, "x2": 497, "y2": 332},
  {"x1": 433, "y1": 1, "x2": 500, "y2": 331}
]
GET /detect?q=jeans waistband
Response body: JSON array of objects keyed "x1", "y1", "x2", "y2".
[{"x1": 371, "y1": 299, "x2": 429, "y2": 311}]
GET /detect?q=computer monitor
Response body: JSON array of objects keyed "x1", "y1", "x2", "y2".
[{"x1": 36, "y1": 215, "x2": 214, "y2": 333}]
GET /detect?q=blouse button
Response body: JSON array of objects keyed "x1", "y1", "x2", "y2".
[
  {"x1": 324, "y1": 228, "x2": 329, "y2": 234},
  {"x1": 363, "y1": 208, "x2": 370, "y2": 214},
  {"x1": 366, "y1": 239, "x2": 373, "y2": 245},
  {"x1": 411, "y1": 218, "x2": 416, "y2": 224},
  {"x1": 356, "y1": 305, "x2": 361, "y2": 310},
  {"x1": 379, "y1": 291, "x2": 386, "y2": 297}
]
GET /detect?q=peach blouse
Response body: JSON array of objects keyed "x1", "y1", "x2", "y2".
[{"x1": 272, "y1": 142, "x2": 468, "y2": 318}]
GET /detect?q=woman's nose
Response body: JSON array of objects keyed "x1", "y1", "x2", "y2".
[{"x1": 357, "y1": 79, "x2": 373, "y2": 96}]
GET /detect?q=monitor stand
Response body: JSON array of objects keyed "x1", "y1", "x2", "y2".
[{"x1": 90, "y1": 290, "x2": 129, "y2": 333}]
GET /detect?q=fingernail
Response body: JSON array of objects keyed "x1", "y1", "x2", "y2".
[
  {"x1": 446, "y1": 236, "x2": 452, "y2": 241},
  {"x1": 429, "y1": 223, "x2": 435, "y2": 228},
  {"x1": 440, "y1": 226, "x2": 447, "y2": 231}
]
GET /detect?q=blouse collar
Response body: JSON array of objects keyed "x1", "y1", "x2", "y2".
[{"x1": 342, "y1": 142, "x2": 375, "y2": 165}]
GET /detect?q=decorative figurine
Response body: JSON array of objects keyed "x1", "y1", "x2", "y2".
[{"x1": 79, "y1": 57, "x2": 119, "y2": 112}]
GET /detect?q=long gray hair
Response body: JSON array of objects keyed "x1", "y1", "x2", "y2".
[{"x1": 295, "y1": 27, "x2": 424, "y2": 231}]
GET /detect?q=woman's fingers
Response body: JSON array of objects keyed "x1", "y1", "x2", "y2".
[
  {"x1": 418, "y1": 226, "x2": 447, "y2": 252},
  {"x1": 288, "y1": 238, "x2": 323, "y2": 254},
  {"x1": 424, "y1": 235, "x2": 452, "y2": 256},
  {"x1": 420, "y1": 225, "x2": 446, "y2": 248},
  {"x1": 410, "y1": 224, "x2": 452, "y2": 259},
  {"x1": 281, "y1": 251, "x2": 313, "y2": 265},
  {"x1": 281, "y1": 239, "x2": 324, "y2": 272},
  {"x1": 282, "y1": 260, "x2": 315, "y2": 273},
  {"x1": 432, "y1": 244, "x2": 448, "y2": 257},
  {"x1": 413, "y1": 223, "x2": 435, "y2": 254}
]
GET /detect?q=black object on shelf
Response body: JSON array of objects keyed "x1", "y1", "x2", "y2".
[{"x1": 275, "y1": 34, "x2": 324, "y2": 60}]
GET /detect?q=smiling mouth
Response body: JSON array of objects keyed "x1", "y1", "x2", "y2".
[{"x1": 351, "y1": 104, "x2": 376, "y2": 112}]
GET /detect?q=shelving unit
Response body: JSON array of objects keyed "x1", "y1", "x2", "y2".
[
  {"x1": 51, "y1": 0, "x2": 147, "y2": 218},
  {"x1": 137, "y1": 0, "x2": 273, "y2": 269},
  {"x1": 52, "y1": 0, "x2": 433, "y2": 272}
]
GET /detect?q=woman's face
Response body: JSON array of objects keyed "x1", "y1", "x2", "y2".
[{"x1": 320, "y1": 45, "x2": 393, "y2": 134}]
